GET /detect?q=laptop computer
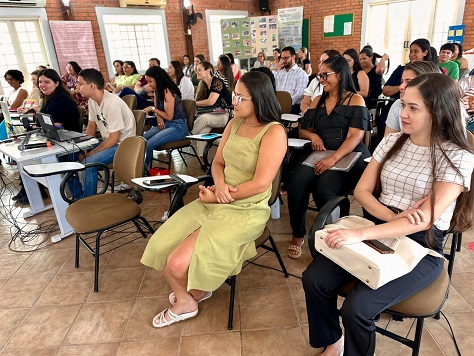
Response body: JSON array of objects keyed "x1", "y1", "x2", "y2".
[
  {"x1": 36, "y1": 112, "x2": 90, "y2": 142},
  {"x1": 0, "y1": 101, "x2": 25, "y2": 136}
]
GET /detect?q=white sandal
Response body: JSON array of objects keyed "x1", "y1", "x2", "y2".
[
  {"x1": 152, "y1": 307, "x2": 198, "y2": 328},
  {"x1": 168, "y1": 291, "x2": 212, "y2": 306},
  {"x1": 288, "y1": 240, "x2": 305, "y2": 259}
]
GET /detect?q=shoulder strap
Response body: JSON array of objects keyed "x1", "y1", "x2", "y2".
[
  {"x1": 345, "y1": 92, "x2": 355, "y2": 105},
  {"x1": 231, "y1": 117, "x2": 244, "y2": 134},
  {"x1": 253, "y1": 121, "x2": 281, "y2": 141}
]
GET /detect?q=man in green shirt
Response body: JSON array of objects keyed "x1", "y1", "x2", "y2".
[{"x1": 438, "y1": 42, "x2": 460, "y2": 81}]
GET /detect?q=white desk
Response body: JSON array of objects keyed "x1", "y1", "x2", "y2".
[
  {"x1": 288, "y1": 138, "x2": 310, "y2": 149},
  {"x1": 0, "y1": 136, "x2": 98, "y2": 243}
]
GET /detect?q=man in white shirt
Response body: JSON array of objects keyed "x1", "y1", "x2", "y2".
[
  {"x1": 273, "y1": 46, "x2": 308, "y2": 114},
  {"x1": 69, "y1": 68, "x2": 136, "y2": 198}
]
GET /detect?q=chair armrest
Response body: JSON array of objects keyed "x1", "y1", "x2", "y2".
[
  {"x1": 23, "y1": 162, "x2": 85, "y2": 177},
  {"x1": 307, "y1": 196, "x2": 351, "y2": 258}
]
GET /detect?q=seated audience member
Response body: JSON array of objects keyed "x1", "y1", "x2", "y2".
[
  {"x1": 183, "y1": 54, "x2": 194, "y2": 77},
  {"x1": 142, "y1": 66, "x2": 189, "y2": 167},
  {"x1": 250, "y1": 67, "x2": 276, "y2": 92},
  {"x1": 4, "y1": 69, "x2": 28, "y2": 109},
  {"x1": 253, "y1": 52, "x2": 268, "y2": 68},
  {"x1": 287, "y1": 55, "x2": 371, "y2": 259},
  {"x1": 191, "y1": 61, "x2": 233, "y2": 159},
  {"x1": 226, "y1": 53, "x2": 241, "y2": 81},
  {"x1": 140, "y1": 71, "x2": 287, "y2": 328},
  {"x1": 267, "y1": 48, "x2": 281, "y2": 71},
  {"x1": 105, "y1": 60, "x2": 124, "y2": 92},
  {"x1": 385, "y1": 61, "x2": 441, "y2": 136},
  {"x1": 216, "y1": 54, "x2": 236, "y2": 90},
  {"x1": 39, "y1": 69, "x2": 81, "y2": 132},
  {"x1": 438, "y1": 43, "x2": 460, "y2": 81},
  {"x1": 61, "y1": 61, "x2": 88, "y2": 114},
  {"x1": 343, "y1": 49, "x2": 369, "y2": 98},
  {"x1": 301, "y1": 49, "x2": 341, "y2": 114},
  {"x1": 297, "y1": 47, "x2": 312, "y2": 75},
  {"x1": 119, "y1": 58, "x2": 160, "y2": 109},
  {"x1": 359, "y1": 46, "x2": 388, "y2": 109},
  {"x1": 451, "y1": 42, "x2": 469, "y2": 78},
  {"x1": 168, "y1": 61, "x2": 194, "y2": 100},
  {"x1": 273, "y1": 46, "x2": 309, "y2": 114},
  {"x1": 113, "y1": 60, "x2": 141, "y2": 93},
  {"x1": 16, "y1": 70, "x2": 41, "y2": 113},
  {"x1": 302, "y1": 73, "x2": 474, "y2": 355},
  {"x1": 66, "y1": 68, "x2": 136, "y2": 199},
  {"x1": 190, "y1": 54, "x2": 205, "y2": 86},
  {"x1": 458, "y1": 73, "x2": 474, "y2": 129}
]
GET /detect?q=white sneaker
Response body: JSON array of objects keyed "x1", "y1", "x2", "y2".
[{"x1": 114, "y1": 182, "x2": 131, "y2": 191}]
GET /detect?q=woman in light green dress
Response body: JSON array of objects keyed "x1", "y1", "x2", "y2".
[{"x1": 141, "y1": 71, "x2": 288, "y2": 328}]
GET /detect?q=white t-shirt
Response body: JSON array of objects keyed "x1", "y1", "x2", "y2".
[
  {"x1": 179, "y1": 76, "x2": 195, "y2": 100},
  {"x1": 88, "y1": 90, "x2": 136, "y2": 142},
  {"x1": 373, "y1": 132, "x2": 473, "y2": 230},
  {"x1": 304, "y1": 76, "x2": 324, "y2": 101}
]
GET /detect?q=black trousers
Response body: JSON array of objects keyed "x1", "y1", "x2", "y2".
[
  {"x1": 287, "y1": 155, "x2": 367, "y2": 238},
  {"x1": 302, "y1": 232, "x2": 444, "y2": 355}
]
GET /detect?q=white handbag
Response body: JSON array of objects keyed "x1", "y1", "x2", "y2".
[{"x1": 313, "y1": 216, "x2": 443, "y2": 289}]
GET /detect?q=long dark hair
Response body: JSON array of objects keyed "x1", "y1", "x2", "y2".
[
  {"x1": 124, "y1": 60, "x2": 139, "y2": 75},
  {"x1": 67, "y1": 61, "x2": 82, "y2": 76},
  {"x1": 452, "y1": 43, "x2": 463, "y2": 60},
  {"x1": 238, "y1": 71, "x2": 281, "y2": 124},
  {"x1": 195, "y1": 61, "x2": 215, "y2": 101},
  {"x1": 145, "y1": 66, "x2": 181, "y2": 101},
  {"x1": 113, "y1": 60, "x2": 124, "y2": 76},
  {"x1": 410, "y1": 38, "x2": 431, "y2": 61},
  {"x1": 376, "y1": 73, "x2": 474, "y2": 247},
  {"x1": 343, "y1": 48, "x2": 363, "y2": 73},
  {"x1": 316, "y1": 55, "x2": 356, "y2": 108},
  {"x1": 360, "y1": 45, "x2": 383, "y2": 65},
  {"x1": 38, "y1": 68, "x2": 75, "y2": 104},
  {"x1": 218, "y1": 54, "x2": 235, "y2": 89},
  {"x1": 170, "y1": 60, "x2": 184, "y2": 86}
]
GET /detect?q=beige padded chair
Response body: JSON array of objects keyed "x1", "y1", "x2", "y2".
[
  {"x1": 122, "y1": 94, "x2": 137, "y2": 110},
  {"x1": 151, "y1": 99, "x2": 205, "y2": 171},
  {"x1": 133, "y1": 109, "x2": 145, "y2": 136},
  {"x1": 276, "y1": 91, "x2": 292, "y2": 114}
]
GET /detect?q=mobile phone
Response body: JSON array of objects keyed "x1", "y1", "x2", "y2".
[
  {"x1": 363, "y1": 240, "x2": 394, "y2": 254},
  {"x1": 143, "y1": 177, "x2": 176, "y2": 186},
  {"x1": 201, "y1": 133, "x2": 218, "y2": 139}
]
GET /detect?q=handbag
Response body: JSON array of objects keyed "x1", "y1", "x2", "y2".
[
  {"x1": 313, "y1": 216, "x2": 443, "y2": 289},
  {"x1": 196, "y1": 98, "x2": 228, "y2": 115}
]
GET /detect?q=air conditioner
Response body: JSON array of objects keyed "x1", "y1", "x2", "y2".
[
  {"x1": 0, "y1": 0, "x2": 46, "y2": 7},
  {"x1": 119, "y1": 0, "x2": 166, "y2": 8}
]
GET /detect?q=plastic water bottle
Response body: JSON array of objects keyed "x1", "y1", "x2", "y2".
[{"x1": 271, "y1": 199, "x2": 280, "y2": 219}]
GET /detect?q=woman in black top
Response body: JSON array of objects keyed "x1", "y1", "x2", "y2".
[
  {"x1": 343, "y1": 49, "x2": 369, "y2": 99},
  {"x1": 287, "y1": 56, "x2": 371, "y2": 259},
  {"x1": 38, "y1": 69, "x2": 81, "y2": 132}
]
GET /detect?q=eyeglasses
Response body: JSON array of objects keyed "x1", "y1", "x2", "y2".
[
  {"x1": 5, "y1": 77, "x2": 14, "y2": 82},
  {"x1": 281, "y1": 56, "x2": 291, "y2": 61},
  {"x1": 232, "y1": 94, "x2": 252, "y2": 105},
  {"x1": 317, "y1": 72, "x2": 336, "y2": 81},
  {"x1": 96, "y1": 113, "x2": 108, "y2": 127}
]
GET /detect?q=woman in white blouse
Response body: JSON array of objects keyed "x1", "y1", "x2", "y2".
[
  {"x1": 4, "y1": 69, "x2": 28, "y2": 110},
  {"x1": 168, "y1": 61, "x2": 195, "y2": 100}
]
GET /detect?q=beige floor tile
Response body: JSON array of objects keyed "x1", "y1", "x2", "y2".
[
  {"x1": 0, "y1": 253, "x2": 30, "y2": 279},
  {"x1": 242, "y1": 327, "x2": 306, "y2": 356},
  {"x1": 56, "y1": 343, "x2": 120, "y2": 356},
  {"x1": 116, "y1": 338, "x2": 180, "y2": 356},
  {"x1": 12, "y1": 249, "x2": 72, "y2": 277},
  {"x1": 86, "y1": 268, "x2": 145, "y2": 303},
  {"x1": 451, "y1": 272, "x2": 474, "y2": 307},
  {"x1": 4, "y1": 304, "x2": 81, "y2": 350},
  {"x1": 440, "y1": 286, "x2": 474, "y2": 313},
  {"x1": 137, "y1": 268, "x2": 173, "y2": 298},
  {"x1": 239, "y1": 286, "x2": 298, "y2": 330},
  {"x1": 289, "y1": 285, "x2": 308, "y2": 326},
  {"x1": 64, "y1": 300, "x2": 134, "y2": 345},
  {"x1": 122, "y1": 297, "x2": 183, "y2": 340},
  {"x1": 181, "y1": 332, "x2": 242, "y2": 356},
  {"x1": 35, "y1": 272, "x2": 94, "y2": 306},
  {"x1": 239, "y1": 255, "x2": 289, "y2": 289},
  {"x1": 0, "y1": 275, "x2": 54, "y2": 309},
  {"x1": 0, "y1": 348, "x2": 59, "y2": 356},
  {"x1": 103, "y1": 241, "x2": 148, "y2": 270},
  {"x1": 58, "y1": 244, "x2": 111, "y2": 274},
  {"x1": 0, "y1": 309, "x2": 29, "y2": 349}
]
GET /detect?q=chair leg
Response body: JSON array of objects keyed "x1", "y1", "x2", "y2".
[
  {"x1": 188, "y1": 144, "x2": 207, "y2": 171},
  {"x1": 228, "y1": 275, "x2": 236, "y2": 330},
  {"x1": 75, "y1": 233, "x2": 80, "y2": 268},
  {"x1": 268, "y1": 236, "x2": 289, "y2": 277},
  {"x1": 93, "y1": 232, "x2": 102, "y2": 292},
  {"x1": 412, "y1": 318, "x2": 424, "y2": 356},
  {"x1": 177, "y1": 149, "x2": 189, "y2": 167},
  {"x1": 137, "y1": 216, "x2": 156, "y2": 234}
]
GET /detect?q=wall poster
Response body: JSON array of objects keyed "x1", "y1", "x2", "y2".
[
  {"x1": 277, "y1": 7, "x2": 303, "y2": 50},
  {"x1": 250, "y1": 15, "x2": 279, "y2": 57},
  {"x1": 220, "y1": 18, "x2": 252, "y2": 59}
]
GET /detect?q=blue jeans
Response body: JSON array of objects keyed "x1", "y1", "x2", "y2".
[
  {"x1": 118, "y1": 88, "x2": 151, "y2": 110},
  {"x1": 144, "y1": 120, "x2": 188, "y2": 166},
  {"x1": 60, "y1": 140, "x2": 118, "y2": 199}
]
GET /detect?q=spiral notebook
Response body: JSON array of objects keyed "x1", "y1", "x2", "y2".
[{"x1": 302, "y1": 150, "x2": 361, "y2": 172}]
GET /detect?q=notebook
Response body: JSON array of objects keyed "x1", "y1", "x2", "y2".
[
  {"x1": 36, "y1": 112, "x2": 89, "y2": 143},
  {"x1": 302, "y1": 150, "x2": 362, "y2": 172}
]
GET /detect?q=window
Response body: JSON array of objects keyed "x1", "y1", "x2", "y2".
[
  {"x1": 96, "y1": 8, "x2": 170, "y2": 77},
  {"x1": 0, "y1": 9, "x2": 55, "y2": 97},
  {"x1": 206, "y1": 10, "x2": 248, "y2": 64}
]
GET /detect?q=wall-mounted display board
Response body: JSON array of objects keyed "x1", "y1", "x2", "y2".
[
  {"x1": 49, "y1": 21, "x2": 99, "y2": 76},
  {"x1": 277, "y1": 6, "x2": 303, "y2": 49},
  {"x1": 323, "y1": 13, "x2": 353, "y2": 38},
  {"x1": 221, "y1": 18, "x2": 252, "y2": 59},
  {"x1": 250, "y1": 15, "x2": 279, "y2": 57}
]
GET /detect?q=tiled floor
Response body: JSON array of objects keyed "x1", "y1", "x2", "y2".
[{"x1": 0, "y1": 151, "x2": 473, "y2": 356}]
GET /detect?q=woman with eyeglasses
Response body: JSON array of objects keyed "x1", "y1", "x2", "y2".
[
  {"x1": 192, "y1": 61, "x2": 233, "y2": 160},
  {"x1": 253, "y1": 52, "x2": 268, "y2": 69},
  {"x1": 113, "y1": 60, "x2": 141, "y2": 94},
  {"x1": 3, "y1": 69, "x2": 28, "y2": 110},
  {"x1": 190, "y1": 54, "x2": 205, "y2": 86},
  {"x1": 141, "y1": 71, "x2": 287, "y2": 328},
  {"x1": 287, "y1": 55, "x2": 371, "y2": 259}
]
